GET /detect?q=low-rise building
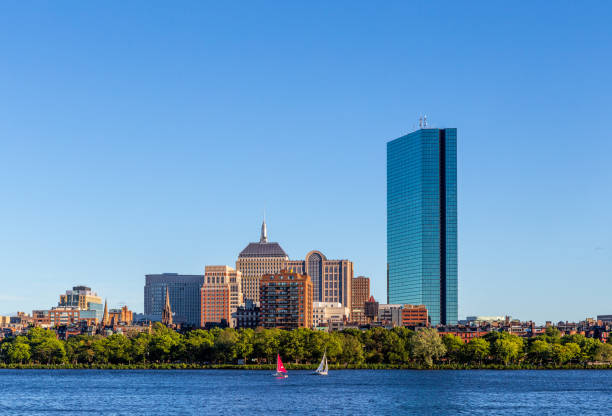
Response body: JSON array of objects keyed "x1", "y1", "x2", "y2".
[
  {"x1": 313, "y1": 302, "x2": 350, "y2": 329},
  {"x1": 401, "y1": 304, "x2": 429, "y2": 327},
  {"x1": 235, "y1": 299, "x2": 260, "y2": 329}
]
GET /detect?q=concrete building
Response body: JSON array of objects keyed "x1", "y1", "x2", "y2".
[
  {"x1": 205, "y1": 265, "x2": 243, "y2": 324},
  {"x1": 259, "y1": 270, "x2": 313, "y2": 330},
  {"x1": 235, "y1": 299, "x2": 260, "y2": 329},
  {"x1": 597, "y1": 315, "x2": 612, "y2": 323},
  {"x1": 313, "y1": 302, "x2": 350, "y2": 329},
  {"x1": 144, "y1": 273, "x2": 205, "y2": 326},
  {"x1": 285, "y1": 251, "x2": 353, "y2": 307},
  {"x1": 387, "y1": 127, "x2": 458, "y2": 325},
  {"x1": 49, "y1": 307, "x2": 98, "y2": 326},
  {"x1": 236, "y1": 220, "x2": 289, "y2": 303},
  {"x1": 364, "y1": 296, "x2": 379, "y2": 322},
  {"x1": 378, "y1": 304, "x2": 403, "y2": 326},
  {"x1": 200, "y1": 282, "x2": 230, "y2": 328},
  {"x1": 351, "y1": 276, "x2": 370, "y2": 324}
]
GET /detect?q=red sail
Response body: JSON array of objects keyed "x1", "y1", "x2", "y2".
[{"x1": 277, "y1": 354, "x2": 287, "y2": 373}]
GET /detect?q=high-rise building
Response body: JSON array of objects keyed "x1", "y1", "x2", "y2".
[
  {"x1": 259, "y1": 270, "x2": 313, "y2": 329},
  {"x1": 144, "y1": 273, "x2": 205, "y2": 326},
  {"x1": 364, "y1": 296, "x2": 379, "y2": 322},
  {"x1": 200, "y1": 282, "x2": 230, "y2": 328},
  {"x1": 236, "y1": 220, "x2": 289, "y2": 303},
  {"x1": 286, "y1": 252, "x2": 353, "y2": 307},
  {"x1": 387, "y1": 127, "x2": 458, "y2": 325},
  {"x1": 351, "y1": 276, "x2": 370, "y2": 324},
  {"x1": 204, "y1": 265, "x2": 243, "y2": 322}
]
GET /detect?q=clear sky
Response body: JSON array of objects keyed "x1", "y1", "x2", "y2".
[{"x1": 1, "y1": 2, "x2": 610, "y2": 324}]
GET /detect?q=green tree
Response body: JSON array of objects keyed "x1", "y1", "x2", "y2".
[
  {"x1": 464, "y1": 337, "x2": 489, "y2": 364},
  {"x1": 410, "y1": 328, "x2": 446, "y2": 367},
  {"x1": 234, "y1": 329, "x2": 254, "y2": 363},
  {"x1": 339, "y1": 333, "x2": 364, "y2": 365},
  {"x1": 213, "y1": 328, "x2": 237, "y2": 363},
  {"x1": 593, "y1": 342, "x2": 612, "y2": 362},
  {"x1": 493, "y1": 339, "x2": 520, "y2": 364},
  {"x1": 442, "y1": 334, "x2": 463, "y2": 363},
  {"x1": 1, "y1": 339, "x2": 31, "y2": 364},
  {"x1": 32, "y1": 338, "x2": 66, "y2": 364},
  {"x1": 527, "y1": 340, "x2": 550, "y2": 365},
  {"x1": 130, "y1": 333, "x2": 152, "y2": 363}
]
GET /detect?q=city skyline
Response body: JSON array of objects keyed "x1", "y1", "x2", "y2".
[{"x1": 1, "y1": 3, "x2": 611, "y2": 324}]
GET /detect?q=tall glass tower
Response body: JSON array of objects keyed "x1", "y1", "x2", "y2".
[{"x1": 387, "y1": 128, "x2": 457, "y2": 325}]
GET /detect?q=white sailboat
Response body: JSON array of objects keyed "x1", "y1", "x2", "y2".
[{"x1": 313, "y1": 352, "x2": 328, "y2": 376}]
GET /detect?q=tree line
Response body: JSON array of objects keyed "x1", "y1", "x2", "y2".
[{"x1": 1, "y1": 324, "x2": 611, "y2": 368}]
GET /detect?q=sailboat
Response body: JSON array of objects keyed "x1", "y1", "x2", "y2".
[
  {"x1": 313, "y1": 351, "x2": 328, "y2": 376},
  {"x1": 273, "y1": 354, "x2": 288, "y2": 378}
]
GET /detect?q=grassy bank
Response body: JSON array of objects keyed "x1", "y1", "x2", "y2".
[{"x1": 1, "y1": 362, "x2": 611, "y2": 370}]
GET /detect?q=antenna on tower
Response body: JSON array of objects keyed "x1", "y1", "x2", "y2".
[
  {"x1": 418, "y1": 116, "x2": 423, "y2": 128},
  {"x1": 423, "y1": 115, "x2": 428, "y2": 127}
]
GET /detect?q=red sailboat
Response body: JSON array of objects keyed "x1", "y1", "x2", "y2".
[{"x1": 273, "y1": 354, "x2": 288, "y2": 378}]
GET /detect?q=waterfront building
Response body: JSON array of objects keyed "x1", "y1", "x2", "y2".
[
  {"x1": 387, "y1": 127, "x2": 458, "y2": 325},
  {"x1": 312, "y1": 302, "x2": 350, "y2": 329},
  {"x1": 597, "y1": 315, "x2": 612, "y2": 323},
  {"x1": 58, "y1": 286, "x2": 104, "y2": 321},
  {"x1": 204, "y1": 265, "x2": 243, "y2": 324},
  {"x1": 401, "y1": 304, "x2": 429, "y2": 327},
  {"x1": 235, "y1": 299, "x2": 260, "y2": 329},
  {"x1": 236, "y1": 220, "x2": 289, "y2": 303},
  {"x1": 351, "y1": 276, "x2": 370, "y2": 324},
  {"x1": 200, "y1": 279, "x2": 230, "y2": 327},
  {"x1": 285, "y1": 252, "x2": 353, "y2": 307},
  {"x1": 259, "y1": 270, "x2": 313, "y2": 329},
  {"x1": 49, "y1": 307, "x2": 98, "y2": 326},
  {"x1": 144, "y1": 273, "x2": 205, "y2": 326}
]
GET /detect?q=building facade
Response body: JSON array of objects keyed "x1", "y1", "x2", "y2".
[
  {"x1": 235, "y1": 299, "x2": 260, "y2": 329},
  {"x1": 59, "y1": 286, "x2": 104, "y2": 321},
  {"x1": 144, "y1": 273, "x2": 205, "y2": 326},
  {"x1": 312, "y1": 302, "x2": 350, "y2": 329},
  {"x1": 108, "y1": 306, "x2": 133, "y2": 326},
  {"x1": 351, "y1": 276, "x2": 370, "y2": 324},
  {"x1": 259, "y1": 270, "x2": 313, "y2": 330},
  {"x1": 236, "y1": 220, "x2": 289, "y2": 303},
  {"x1": 204, "y1": 265, "x2": 243, "y2": 323},
  {"x1": 387, "y1": 127, "x2": 458, "y2": 325},
  {"x1": 200, "y1": 282, "x2": 230, "y2": 327},
  {"x1": 285, "y1": 251, "x2": 353, "y2": 307},
  {"x1": 401, "y1": 304, "x2": 429, "y2": 327}
]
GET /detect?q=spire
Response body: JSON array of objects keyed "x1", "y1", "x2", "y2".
[
  {"x1": 162, "y1": 286, "x2": 173, "y2": 326},
  {"x1": 260, "y1": 215, "x2": 268, "y2": 243},
  {"x1": 102, "y1": 299, "x2": 109, "y2": 326}
]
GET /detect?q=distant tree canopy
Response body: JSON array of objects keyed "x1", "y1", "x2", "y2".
[{"x1": 0, "y1": 324, "x2": 610, "y2": 367}]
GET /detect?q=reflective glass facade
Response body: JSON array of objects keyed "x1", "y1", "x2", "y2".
[{"x1": 387, "y1": 128, "x2": 457, "y2": 325}]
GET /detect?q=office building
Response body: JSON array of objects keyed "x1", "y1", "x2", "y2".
[
  {"x1": 286, "y1": 251, "x2": 353, "y2": 307},
  {"x1": 351, "y1": 276, "x2": 370, "y2": 324},
  {"x1": 387, "y1": 127, "x2": 458, "y2": 325},
  {"x1": 364, "y1": 296, "x2": 379, "y2": 322},
  {"x1": 200, "y1": 282, "x2": 230, "y2": 327},
  {"x1": 236, "y1": 220, "x2": 289, "y2": 303},
  {"x1": 108, "y1": 306, "x2": 134, "y2": 326},
  {"x1": 259, "y1": 270, "x2": 313, "y2": 330},
  {"x1": 204, "y1": 265, "x2": 243, "y2": 323},
  {"x1": 144, "y1": 273, "x2": 205, "y2": 326}
]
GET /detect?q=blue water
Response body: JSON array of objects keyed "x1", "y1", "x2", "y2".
[{"x1": 0, "y1": 370, "x2": 610, "y2": 415}]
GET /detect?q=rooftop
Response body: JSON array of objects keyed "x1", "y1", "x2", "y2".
[{"x1": 238, "y1": 242, "x2": 288, "y2": 259}]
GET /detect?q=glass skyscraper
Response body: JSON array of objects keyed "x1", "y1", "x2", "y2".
[{"x1": 387, "y1": 128, "x2": 457, "y2": 325}]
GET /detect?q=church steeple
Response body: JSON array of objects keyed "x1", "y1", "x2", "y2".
[
  {"x1": 162, "y1": 286, "x2": 173, "y2": 326},
  {"x1": 102, "y1": 299, "x2": 109, "y2": 326},
  {"x1": 260, "y1": 216, "x2": 268, "y2": 243}
]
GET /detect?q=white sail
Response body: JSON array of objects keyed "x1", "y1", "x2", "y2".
[{"x1": 315, "y1": 352, "x2": 328, "y2": 375}]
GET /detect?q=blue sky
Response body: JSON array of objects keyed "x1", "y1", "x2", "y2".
[{"x1": 1, "y1": 2, "x2": 610, "y2": 323}]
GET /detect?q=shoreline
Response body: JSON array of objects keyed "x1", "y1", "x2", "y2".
[{"x1": 1, "y1": 363, "x2": 611, "y2": 370}]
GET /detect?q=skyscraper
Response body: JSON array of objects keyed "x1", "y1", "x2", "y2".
[
  {"x1": 387, "y1": 127, "x2": 458, "y2": 325},
  {"x1": 144, "y1": 273, "x2": 205, "y2": 326}
]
